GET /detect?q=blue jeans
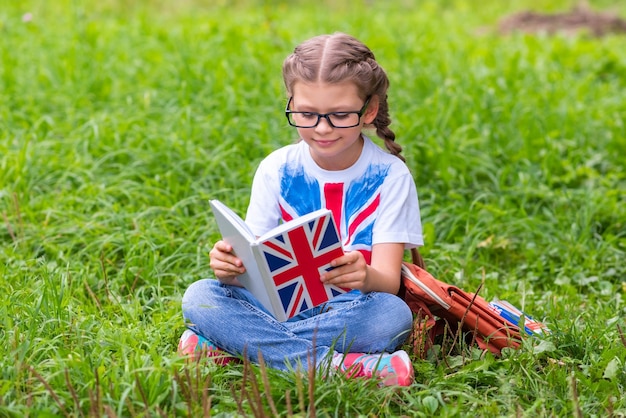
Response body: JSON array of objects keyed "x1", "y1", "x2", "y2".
[{"x1": 181, "y1": 279, "x2": 413, "y2": 371}]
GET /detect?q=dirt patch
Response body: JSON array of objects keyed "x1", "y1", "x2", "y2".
[{"x1": 498, "y1": 4, "x2": 626, "y2": 37}]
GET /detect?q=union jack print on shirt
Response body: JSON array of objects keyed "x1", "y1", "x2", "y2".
[
  {"x1": 260, "y1": 211, "x2": 346, "y2": 319},
  {"x1": 278, "y1": 163, "x2": 391, "y2": 265}
]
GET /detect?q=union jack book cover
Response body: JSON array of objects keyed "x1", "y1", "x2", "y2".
[{"x1": 210, "y1": 199, "x2": 347, "y2": 321}]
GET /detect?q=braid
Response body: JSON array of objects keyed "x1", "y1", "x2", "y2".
[
  {"x1": 365, "y1": 58, "x2": 405, "y2": 162},
  {"x1": 283, "y1": 32, "x2": 406, "y2": 163}
]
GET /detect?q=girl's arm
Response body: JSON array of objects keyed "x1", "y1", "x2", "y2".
[{"x1": 320, "y1": 242, "x2": 405, "y2": 294}]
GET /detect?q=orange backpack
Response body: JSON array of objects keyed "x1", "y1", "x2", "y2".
[{"x1": 400, "y1": 250, "x2": 532, "y2": 358}]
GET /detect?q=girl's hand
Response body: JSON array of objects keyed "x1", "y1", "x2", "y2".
[
  {"x1": 320, "y1": 243, "x2": 405, "y2": 294},
  {"x1": 320, "y1": 251, "x2": 368, "y2": 290},
  {"x1": 209, "y1": 240, "x2": 245, "y2": 286}
]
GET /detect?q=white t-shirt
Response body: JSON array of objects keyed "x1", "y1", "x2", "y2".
[{"x1": 245, "y1": 136, "x2": 423, "y2": 263}]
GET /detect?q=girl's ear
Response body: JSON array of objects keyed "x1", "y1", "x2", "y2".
[{"x1": 363, "y1": 95, "x2": 380, "y2": 125}]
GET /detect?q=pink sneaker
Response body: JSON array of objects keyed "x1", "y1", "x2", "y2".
[
  {"x1": 177, "y1": 329, "x2": 238, "y2": 365},
  {"x1": 337, "y1": 350, "x2": 414, "y2": 387}
]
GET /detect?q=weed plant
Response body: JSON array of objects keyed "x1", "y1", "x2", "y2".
[{"x1": 1, "y1": 0, "x2": 625, "y2": 416}]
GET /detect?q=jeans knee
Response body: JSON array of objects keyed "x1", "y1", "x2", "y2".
[
  {"x1": 182, "y1": 279, "x2": 218, "y2": 312},
  {"x1": 369, "y1": 293, "x2": 413, "y2": 349},
  {"x1": 396, "y1": 298, "x2": 414, "y2": 331},
  {"x1": 373, "y1": 293, "x2": 412, "y2": 327},
  {"x1": 386, "y1": 295, "x2": 413, "y2": 334},
  {"x1": 395, "y1": 303, "x2": 413, "y2": 335}
]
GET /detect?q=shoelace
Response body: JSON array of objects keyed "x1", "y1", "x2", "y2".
[
  {"x1": 360, "y1": 355, "x2": 390, "y2": 374},
  {"x1": 344, "y1": 354, "x2": 389, "y2": 375}
]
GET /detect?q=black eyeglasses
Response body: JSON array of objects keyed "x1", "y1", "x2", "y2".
[{"x1": 285, "y1": 96, "x2": 371, "y2": 128}]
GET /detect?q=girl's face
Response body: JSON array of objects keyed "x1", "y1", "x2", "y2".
[{"x1": 290, "y1": 81, "x2": 378, "y2": 171}]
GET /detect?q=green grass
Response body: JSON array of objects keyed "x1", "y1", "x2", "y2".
[{"x1": 1, "y1": 0, "x2": 625, "y2": 415}]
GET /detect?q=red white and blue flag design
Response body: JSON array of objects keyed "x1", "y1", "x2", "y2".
[
  {"x1": 260, "y1": 211, "x2": 347, "y2": 319},
  {"x1": 279, "y1": 165, "x2": 389, "y2": 265}
]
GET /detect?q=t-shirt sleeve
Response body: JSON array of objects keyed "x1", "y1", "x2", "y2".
[
  {"x1": 373, "y1": 169, "x2": 424, "y2": 248},
  {"x1": 244, "y1": 157, "x2": 282, "y2": 236}
]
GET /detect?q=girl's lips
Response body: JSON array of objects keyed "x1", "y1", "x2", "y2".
[{"x1": 314, "y1": 139, "x2": 338, "y2": 146}]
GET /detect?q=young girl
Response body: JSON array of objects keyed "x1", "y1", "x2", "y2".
[{"x1": 180, "y1": 32, "x2": 423, "y2": 387}]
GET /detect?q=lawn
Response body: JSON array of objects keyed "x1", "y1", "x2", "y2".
[{"x1": 1, "y1": 0, "x2": 625, "y2": 416}]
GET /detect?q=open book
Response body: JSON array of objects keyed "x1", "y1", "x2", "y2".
[{"x1": 209, "y1": 199, "x2": 348, "y2": 321}]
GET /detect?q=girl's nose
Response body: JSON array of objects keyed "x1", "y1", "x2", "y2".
[{"x1": 314, "y1": 116, "x2": 333, "y2": 134}]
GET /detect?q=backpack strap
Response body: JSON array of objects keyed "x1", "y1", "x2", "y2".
[
  {"x1": 410, "y1": 247, "x2": 426, "y2": 270},
  {"x1": 397, "y1": 247, "x2": 426, "y2": 302}
]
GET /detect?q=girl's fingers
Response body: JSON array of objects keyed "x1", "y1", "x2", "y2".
[{"x1": 321, "y1": 267, "x2": 365, "y2": 289}]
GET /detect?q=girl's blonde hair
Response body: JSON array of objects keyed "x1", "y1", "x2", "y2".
[{"x1": 282, "y1": 32, "x2": 404, "y2": 161}]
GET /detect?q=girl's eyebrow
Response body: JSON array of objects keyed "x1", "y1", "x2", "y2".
[{"x1": 292, "y1": 102, "x2": 362, "y2": 112}]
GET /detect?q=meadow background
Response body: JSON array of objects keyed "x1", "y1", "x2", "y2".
[{"x1": 1, "y1": 0, "x2": 625, "y2": 416}]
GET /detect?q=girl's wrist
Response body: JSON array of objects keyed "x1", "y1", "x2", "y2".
[{"x1": 361, "y1": 264, "x2": 372, "y2": 293}]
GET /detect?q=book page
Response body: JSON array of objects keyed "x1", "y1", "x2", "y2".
[
  {"x1": 209, "y1": 200, "x2": 256, "y2": 242},
  {"x1": 209, "y1": 200, "x2": 275, "y2": 312}
]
